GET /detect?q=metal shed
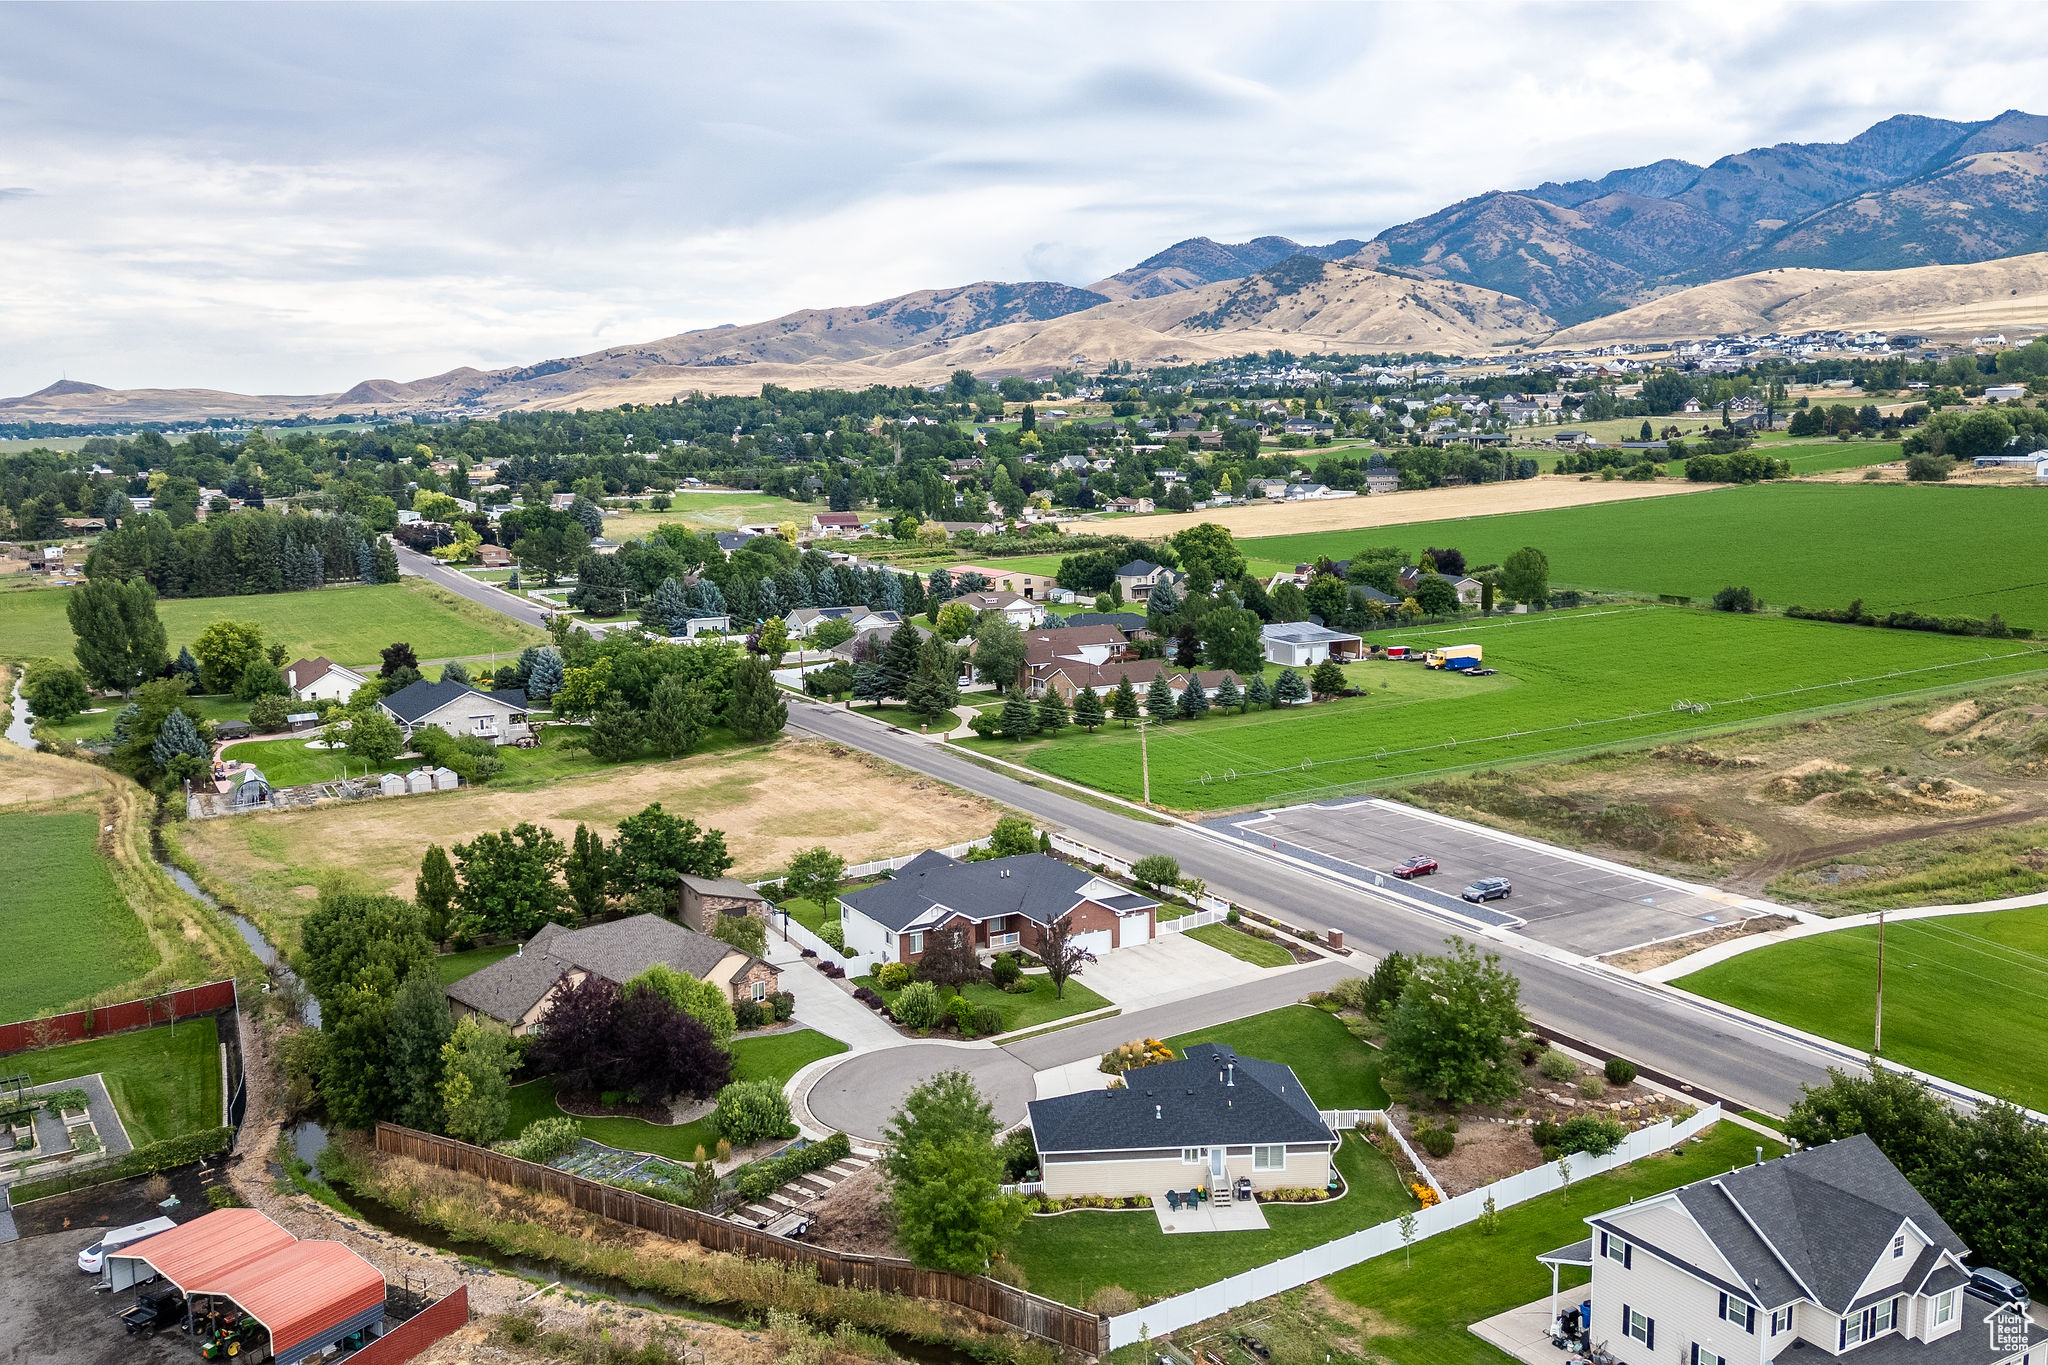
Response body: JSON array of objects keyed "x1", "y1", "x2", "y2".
[
  {"x1": 432, "y1": 766, "x2": 460, "y2": 791},
  {"x1": 405, "y1": 768, "x2": 435, "y2": 794},
  {"x1": 378, "y1": 772, "x2": 408, "y2": 797}
]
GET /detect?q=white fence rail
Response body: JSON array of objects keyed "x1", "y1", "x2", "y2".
[
  {"x1": 1105, "y1": 1104, "x2": 1723, "y2": 1348},
  {"x1": 1317, "y1": 1109, "x2": 1443, "y2": 1196},
  {"x1": 1049, "y1": 832, "x2": 1133, "y2": 879},
  {"x1": 1157, "y1": 908, "x2": 1230, "y2": 934}
]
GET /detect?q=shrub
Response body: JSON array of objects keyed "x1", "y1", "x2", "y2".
[
  {"x1": 1538, "y1": 1049, "x2": 1578, "y2": 1081},
  {"x1": 989, "y1": 955, "x2": 1021, "y2": 989},
  {"x1": 852, "y1": 986, "x2": 883, "y2": 1008},
  {"x1": 1087, "y1": 1286, "x2": 1140, "y2": 1315},
  {"x1": 1415, "y1": 1123, "x2": 1456, "y2": 1159},
  {"x1": 769, "y1": 991, "x2": 796, "y2": 1023},
  {"x1": 1553, "y1": 1114, "x2": 1627, "y2": 1156},
  {"x1": 891, "y1": 980, "x2": 945, "y2": 1029},
  {"x1": 505, "y1": 1116, "x2": 584, "y2": 1164},
  {"x1": 1327, "y1": 977, "x2": 1371, "y2": 1013},
  {"x1": 714, "y1": 1079, "x2": 793, "y2": 1145},
  {"x1": 1099, "y1": 1038, "x2": 1175, "y2": 1074},
  {"x1": 205, "y1": 1184, "x2": 244, "y2": 1209},
  {"x1": 971, "y1": 1004, "x2": 1004, "y2": 1036},
  {"x1": 734, "y1": 1132, "x2": 850, "y2": 1202},
  {"x1": 998, "y1": 1125, "x2": 1038, "y2": 1182},
  {"x1": 817, "y1": 918, "x2": 846, "y2": 953},
  {"x1": 1605, "y1": 1057, "x2": 1639, "y2": 1086},
  {"x1": 1712, "y1": 585, "x2": 1760, "y2": 613},
  {"x1": 1131, "y1": 854, "x2": 1180, "y2": 888},
  {"x1": 41, "y1": 1088, "x2": 90, "y2": 1115},
  {"x1": 878, "y1": 962, "x2": 913, "y2": 990},
  {"x1": 1529, "y1": 1120, "x2": 1560, "y2": 1152},
  {"x1": 946, "y1": 994, "x2": 977, "y2": 1035},
  {"x1": 248, "y1": 693, "x2": 290, "y2": 732},
  {"x1": 734, "y1": 999, "x2": 766, "y2": 1029},
  {"x1": 10, "y1": 1126, "x2": 234, "y2": 1203},
  {"x1": 1579, "y1": 1076, "x2": 1607, "y2": 1101}
]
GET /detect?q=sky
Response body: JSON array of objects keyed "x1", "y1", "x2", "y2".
[{"x1": 4, "y1": 1, "x2": 2048, "y2": 398}]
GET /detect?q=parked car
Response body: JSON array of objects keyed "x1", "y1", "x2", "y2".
[
  {"x1": 1461, "y1": 877, "x2": 1513, "y2": 903},
  {"x1": 77, "y1": 1216, "x2": 176, "y2": 1274},
  {"x1": 1968, "y1": 1267, "x2": 2030, "y2": 1312},
  {"x1": 1392, "y1": 855, "x2": 1438, "y2": 880}
]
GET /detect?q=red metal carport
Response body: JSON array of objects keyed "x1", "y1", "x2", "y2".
[{"x1": 110, "y1": 1208, "x2": 387, "y2": 1364}]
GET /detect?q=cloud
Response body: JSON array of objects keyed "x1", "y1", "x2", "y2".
[{"x1": 3, "y1": 1, "x2": 2048, "y2": 395}]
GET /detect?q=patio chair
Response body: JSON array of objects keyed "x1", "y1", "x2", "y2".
[
  {"x1": 1187, "y1": 1187, "x2": 1203, "y2": 1207},
  {"x1": 1165, "y1": 1190, "x2": 1181, "y2": 1212}
]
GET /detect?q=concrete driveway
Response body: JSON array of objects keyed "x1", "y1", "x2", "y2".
[{"x1": 1077, "y1": 932, "x2": 1270, "y2": 1010}]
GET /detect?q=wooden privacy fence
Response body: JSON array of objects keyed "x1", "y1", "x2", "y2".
[
  {"x1": 375, "y1": 1124, "x2": 1107, "y2": 1355},
  {"x1": 0, "y1": 980, "x2": 238, "y2": 1056}
]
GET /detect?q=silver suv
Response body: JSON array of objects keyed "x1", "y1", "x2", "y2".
[{"x1": 1461, "y1": 877, "x2": 1513, "y2": 903}]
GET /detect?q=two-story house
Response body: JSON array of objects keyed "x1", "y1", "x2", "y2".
[{"x1": 1537, "y1": 1134, "x2": 2042, "y2": 1365}]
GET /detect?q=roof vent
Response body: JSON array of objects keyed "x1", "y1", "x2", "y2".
[
  {"x1": 1228, "y1": 1062, "x2": 1236, "y2": 1088},
  {"x1": 1756, "y1": 1146, "x2": 1764, "y2": 1167},
  {"x1": 1155, "y1": 1105, "x2": 1162, "y2": 1120}
]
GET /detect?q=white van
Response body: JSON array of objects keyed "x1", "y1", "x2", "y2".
[{"x1": 77, "y1": 1216, "x2": 177, "y2": 1274}]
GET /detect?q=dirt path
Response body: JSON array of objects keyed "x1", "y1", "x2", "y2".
[
  {"x1": 1727, "y1": 805, "x2": 2048, "y2": 893},
  {"x1": 1094, "y1": 475, "x2": 1716, "y2": 542}
]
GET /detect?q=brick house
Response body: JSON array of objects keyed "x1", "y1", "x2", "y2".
[{"x1": 838, "y1": 851, "x2": 1158, "y2": 965}]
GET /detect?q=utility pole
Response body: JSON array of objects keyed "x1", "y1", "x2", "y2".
[
  {"x1": 1873, "y1": 907, "x2": 1886, "y2": 1055},
  {"x1": 1137, "y1": 718, "x2": 1151, "y2": 806}
]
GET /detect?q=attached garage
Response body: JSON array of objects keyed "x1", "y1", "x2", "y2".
[
  {"x1": 1070, "y1": 928, "x2": 1113, "y2": 957},
  {"x1": 109, "y1": 1208, "x2": 386, "y2": 1364}
]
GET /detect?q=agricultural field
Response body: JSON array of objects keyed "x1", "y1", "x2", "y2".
[
  {"x1": 174, "y1": 736, "x2": 1002, "y2": 957},
  {"x1": 1234, "y1": 482, "x2": 2048, "y2": 628},
  {"x1": 961, "y1": 606, "x2": 2048, "y2": 813},
  {"x1": 0, "y1": 578, "x2": 542, "y2": 666},
  {"x1": 0, "y1": 807, "x2": 157, "y2": 1019},
  {"x1": 603, "y1": 492, "x2": 822, "y2": 539},
  {"x1": 1676, "y1": 906, "x2": 2048, "y2": 1112}
]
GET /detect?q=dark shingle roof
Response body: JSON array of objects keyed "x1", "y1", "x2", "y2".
[
  {"x1": 380, "y1": 678, "x2": 529, "y2": 724},
  {"x1": 1064, "y1": 612, "x2": 1148, "y2": 632},
  {"x1": 1115, "y1": 559, "x2": 1161, "y2": 576},
  {"x1": 840, "y1": 851, "x2": 1154, "y2": 934},
  {"x1": 444, "y1": 914, "x2": 758, "y2": 1025},
  {"x1": 678, "y1": 874, "x2": 766, "y2": 902},
  {"x1": 1029, "y1": 1044, "x2": 1334, "y2": 1154}
]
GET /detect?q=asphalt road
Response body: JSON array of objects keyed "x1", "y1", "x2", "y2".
[
  {"x1": 786, "y1": 699, "x2": 1837, "y2": 1112},
  {"x1": 396, "y1": 545, "x2": 555, "y2": 632}
]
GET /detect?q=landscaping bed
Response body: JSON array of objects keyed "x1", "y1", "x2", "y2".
[
  {"x1": 1185, "y1": 921, "x2": 1313, "y2": 967},
  {"x1": 852, "y1": 968, "x2": 1112, "y2": 1037}
]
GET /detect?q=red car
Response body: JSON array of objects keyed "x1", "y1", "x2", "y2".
[{"x1": 1392, "y1": 855, "x2": 1438, "y2": 880}]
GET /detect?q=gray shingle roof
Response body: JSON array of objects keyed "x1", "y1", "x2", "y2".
[
  {"x1": 678, "y1": 874, "x2": 766, "y2": 902},
  {"x1": 443, "y1": 914, "x2": 757, "y2": 1025},
  {"x1": 380, "y1": 678, "x2": 529, "y2": 724},
  {"x1": 840, "y1": 851, "x2": 1155, "y2": 934},
  {"x1": 1263, "y1": 621, "x2": 1361, "y2": 645},
  {"x1": 1116, "y1": 560, "x2": 1161, "y2": 576},
  {"x1": 1029, "y1": 1044, "x2": 1334, "y2": 1154}
]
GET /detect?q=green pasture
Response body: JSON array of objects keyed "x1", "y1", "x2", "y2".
[
  {"x1": 0, "y1": 810, "x2": 157, "y2": 1019},
  {"x1": 963, "y1": 606, "x2": 2048, "y2": 810}
]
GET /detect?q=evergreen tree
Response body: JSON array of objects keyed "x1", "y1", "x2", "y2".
[
  {"x1": 755, "y1": 577, "x2": 783, "y2": 619},
  {"x1": 999, "y1": 687, "x2": 1037, "y2": 739},
  {"x1": 1145, "y1": 674, "x2": 1176, "y2": 721},
  {"x1": 384, "y1": 969, "x2": 452, "y2": 1132},
  {"x1": 852, "y1": 663, "x2": 890, "y2": 707},
  {"x1": 813, "y1": 566, "x2": 842, "y2": 608},
  {"x1": 645, "y1": 675, "x2": 710, "y2": 757},
  {"x1": 1273, "y1": 668, "x2": 1309, "y2": 705},
  {"x1": 1111, "y1": 674, "x2": 1142, "y2": 725},
  {"x1": 373, "y1": 536, "x2": 401, "y2": 583},
  {"x1": 1311, "y1": 658, "x2": 1348, "y2": 697},
  {"x1": 356, "y1": 539, "x2": 376, "y2": 584},
  {"x1": 1177, "y1": 676, "x2": 1209, "y2": 719},
  {"x1": 585, "y1": 692, "x2": 644, "y2": 761},
  {"x1": 880, "y1": 623, "x2": 923, "y2": 699},
  {"x1": 725, "y1": 655, "x2": 787, "y2": 740},
  {"x1": 151, "y1": 707, "x2": 208, "y2": 771},
  {"x1": 172, "y1": 646, "x2": 200, "y2": 684},
  {"x1": 1215, "y1": 674, "x2": 1243, "y2": 713},
  {"x1": 415, "y1": 844, "x2": 457, "y2": 942},
  {"x1": 904, "y1": 636, "x2": 959, "y2": 719},
  {"x1": 1246, "y1": 672, "x2": 1273, "y2": 708},
  {"x1": 565, "y1": 824, "x2": 609, "y2": 919},
  {"x1": 1035, "y1": 688, "x2": 1069, "y2": 735},
  {"x1": 1173, "y1": 622, "x2": 1201, "y2": 668},
  {"x1": 526, "y1": 648, "x2": 564, "y2": 702},
  {"x1": 687, "y1": 577, "x2": 726, "y2": 617},
  {"x1": 926, "y1": 567, "x2": 954, "y2": 604},
  {"x1": 1072, "y1": 685, "x2": 1105, "y2": 732},
  {"x1": 644, "y1": 576, "x2": 690, "y2": 635}
]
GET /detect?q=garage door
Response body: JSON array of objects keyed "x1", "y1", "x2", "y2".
[{"x1": 1072, "y1": 929, "x2": 1113, "y2": 956}]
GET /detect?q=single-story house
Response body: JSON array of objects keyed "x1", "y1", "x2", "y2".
[
  {"x1": 378, "y1": 679, "x2": 532, "y2": 747},
  {"x1": 1261, "y1": 621, "x2": 1363, "y2": 667},
  {"x1": 714, "y1": 531, "x2": 757, "y2": 557},
  {"x1": 1022, "y1": 624, "x2": 1131, "y2": 671},
  {"x1": 477, "y1": 544, "x2": 513, "y2": 568},
  {"x1": 1026, "y1": 1043, "x2": 1338, "y2": 1199},
  {"x1": 1033, "y1": 659, "x2": 1239, "y2": 704},
  {"x1": 936, "y1": 519, "x2": 1002, "y2": 537},
  {"x1": 953, "y1": 589, "x2": 1045, "y2": 629},
  {"x1": 445, "y1": 914, "x2": 781, "y2": 1035},
  {"x1": 839, "y1": 849, "x2": 1158, "y2": 965},
  {"x1": 1396, "y1": 567, "x2": 1483, "y2": 606},
  {"x1": 677, "y1": 874, "x2": 770, "y2": 934},
  {"x1": 1104, "y1": 496, "x2": 1154, "y2": 514},
  {"x1": 284, "y1": 657, "x2": 369, "y2": 705},
  {"x1": 811, "y1": 512, "x2": 863, "y2": 537},
  {"x1": 785, "y1": 605, "x2": 901, "y2": 638},
  {"x1": 1062, "y1": 611, "x2": 1148, "y2": 633}
]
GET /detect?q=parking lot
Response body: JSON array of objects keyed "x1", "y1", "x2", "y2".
[
  {"x1": 0, "y1": 1231, "x2": 195, "y2": 1365},
  {"x1": 1208, "y1": 798, "x2": 1771, "y2": 957}
]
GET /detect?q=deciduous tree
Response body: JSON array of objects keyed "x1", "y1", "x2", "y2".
[
  {"x1": 452, "y1": 822, "x2": 569, "y2": 940},
  {"x1": 1384, "y1": 938, "x2": 1527, "y2": 1105},
  {"x1": 66, "y1": 577, "x2": 169, "y2": 695},
  {"x1": 1039, "y1": 914, "x2": 1098, "y2": 1000}
]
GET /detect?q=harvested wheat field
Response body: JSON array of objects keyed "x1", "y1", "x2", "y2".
[
  {"x1": 177, "y1": 737, "x2": 1002, "y2": 954},
  {"x1": 1108, "y1": 474, "x2": 1712, "y2": 541}
]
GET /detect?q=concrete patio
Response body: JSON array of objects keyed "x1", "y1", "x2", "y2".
[
  {"x1": 1469, "y1": 1296, "x2": 1584, "y2": 1365},
  {"x1": 1150, "y1": 1190, "x2": 1269, "y2": 1234}
]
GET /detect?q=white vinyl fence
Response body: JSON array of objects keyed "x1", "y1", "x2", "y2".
[
  {"x1": 1157, "y1": 908, "x2": 1230, "y2": 934},
  {"x1": 1318, "y1": 1109, "x2": 1444, "y2": 1197},
  {"x1": 1105, "y1": 1104, "x2": 1723, "y2": 1348}
]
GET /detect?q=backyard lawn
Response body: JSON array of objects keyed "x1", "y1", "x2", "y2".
[
  {"x1": 1165, "y1": 1005, "x2": 1389, "y2": 1109},
  {"x1": 501, "y1": 1027, "x2": 849, "y2": 1158},
  {"x1": 965, "y1": 605, "x2": 2048, "y2": 810},
  {"x1": 1321, "y1": 1123, "x2": 1783, "y2": 1365},
  {"x1": 218, "y1": 723, "x2": 758, "y2": 791},
  {"x1": 856, "y1": 971, "x2": 1112, "y2": 1034},
  {"x1": 14, "y1": 1019, "x2": 223, "y2": 1148},
  {"x1": 1006, "y1": 1131, "x2": 1417, "y2": 1305},
  {"x1": 1676, "y1": 906, "x2": 2048, "y2": 1112},
  {"x1": 434, "y1": 945, "x2": 518, "y2": 987},
  {"x1": 0, "y1": 809, "x2": 157, "y2": 1019},
  {"x1": 1184, "y1": 923, "x2": 1295, "y2": 969},
  {"x1": 40, "y1": 694, "x2": 248, "y2": 745}
]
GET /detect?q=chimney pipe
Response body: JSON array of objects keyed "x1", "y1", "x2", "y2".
[
  {"x1": 1755, "y1": 1146, "x2": 1764, "y2": 1167},
  {"x1": 1227, "y1": 1062, "x2": 1235, "y2": 1087},
  {"x1": 1155, "y1": 1105, "x2": 1161, "y2": 1120}
]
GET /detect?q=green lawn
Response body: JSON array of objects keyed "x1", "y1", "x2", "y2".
[
  {"x1": 1006, "y1": 1132, "x2": 1416, "y2": 1305},
  {"x1": 1676, "y1": 906, "x2": 2048, "y2": 1111},
  {"x1": 219, "y1": 736, "x2": 411, "y2": 788},
  {"x1": 1164, "y1": 1006, "x2": 1389, "y2": 1109},
  {"x1": 1186, "y1": 923, "x2": 1295, "y2": 968},
  {"x1": 1236, "y1": 482, "x2": 2048, "y2": 628},
  {"x1": 0, "y1": 811, "x2": 157, "y2": 1018},
  {"x1": 1321, "y1": 1123, "x2": 1783, "y2": 1365},
  {"x1": 502, "y1": 1028, "x2": 849, "y2": 1158},
  {"x1": 967, "y1": 606, "x2": 2048, "y2": 810},
  {"x1": 13, "y1": 1019, "x2": 222, "y2": 1148},
  {"x1": 218, "y1": 724, "x2": 758, "y2": 792},
  {"x1": 434, "y1": 945, "x2": 518, "y2": 986},
  {"x1": 0, "y1": 579, "x2": 542, "y2": 667},
  {"x1": 859, "y1": 971, "x2": 1113, "y2": 1033},
  {"x1": 40, "y1": 694, "x2": 247, "y2": 744}
]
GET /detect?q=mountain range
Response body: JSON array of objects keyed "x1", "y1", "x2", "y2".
[{"x1": 9, "y1": 110, "x2": 2048, "y2": 422}]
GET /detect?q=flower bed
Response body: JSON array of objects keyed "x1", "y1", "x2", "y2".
[{"x1": 1026, "y1": 1192, "x2": 1152, "y2": 1214}]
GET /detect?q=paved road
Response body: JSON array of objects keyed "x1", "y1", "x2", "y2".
[{"x1": 396, "y1": 544, "x2": 555, "y2": 632}]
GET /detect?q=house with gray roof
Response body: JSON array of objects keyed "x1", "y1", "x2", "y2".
[
  {"x1": 1260, "y1": 620, "x2": 1362, "y2": 667},
  {"x1": 1537, "y1": 1133, "x2": 2043, "y2": 1365},
  {"x1": 838, "y1": 850, "x2": 1157, "y2": 967},
  {"x1": 445, "y1": 914, "x2": 780, "y2": 1035},
  {"x1": 1026, "y1": 1043, "x2": 1337, "y2": 1200},
  {"x1": 378, "y1": 678, "x2": 532, "y2": 747}
]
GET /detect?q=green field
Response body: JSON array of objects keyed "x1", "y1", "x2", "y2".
[
  {"x1": 41, "y1": 693, "x2": 247, "y2": 743},
  {"x1": 217, "y1": 723, "x2": 755, "y2": 791},
  {"x1": 967, "y1": 606, "x2": 2048, "y2": 810},
  {"x1": 1676, "y1": 906, "x2": 2048, "y2": 1111},
  {"x1": 14, "y1": 1019, "x2": 223, "y2": 1147},
  {"x1": 0, "y1": 579, "x2": 543, "y2": 667},
  {"x1": 0, "y1": 810, "x2": 157, "y2": 1018},
  {"x1": 1236, "y1": 483, "x2": 2048, "y2": 628},
  {"x1": 1164, "y1": 1005, "x2": 1390, "y2": 1109},
  {"x1": 605, "y1": 493, "x2": 822, "y2": 539}
]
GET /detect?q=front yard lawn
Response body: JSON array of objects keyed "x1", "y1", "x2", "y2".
[
  {"x1": 13, "y1": 1019, "x2": 222, "y2": 1148},
  {"x1": 858, "y1": 971, "x2": 1112, "y2": 1034},
  {"x1": 1320, "y1": 1123, "x2": 1783, "y2": 1365},
  {"x1": 1164, "y1": 1005, "x2": 1388, "y2": 1110},
  {"x1": 434, "y1": 945, "x2": 517, "y2": 986},
  {"x1": 1186, "y1": 923, "x2": 1294, "y2": 968},
  {"x1": 1006, "y1": 1131, "x2": 1416, "y2": 1306}
]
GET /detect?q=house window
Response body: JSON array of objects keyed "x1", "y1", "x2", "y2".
[
  {"x1": 1719, "y1": 1295, "x2": 1755, "y2": 1333},
  {"x1": 1692, "y1": 1347, "x2": 1725, "y2": 1365},
  {"x1": 1601, "y1": 1232, "x2": 1632, "y2": 1269},
  {"x1": 1253, "y1": 1145, "x2": 1285, "y2": 1170},
  {"x1": 750, "y1": 980, "x2": 768, "y2": 1001},
  {"x1": 1623, "y1": 1308, "x2": 1653, "y2": 1349},
  {"x1": 1872, "y1": 1298, "x2": 1896, "y2": 1335},
  {"x1": 906, "y1": 932, "x2": 923, "y2": 956},
  {"x1": 1893, "y1": 1234, "x2": 1906, "y2": 1259},
  {"x1": 1181, "y1": 1148, "x2": 1206, "y2": 1165},
  {"x1": 1772, "y1": 1308, "x2": 1793, "y2": 1335},
  {"x1": 1843, "y1": 1313, "x2": 1865, "y2": 1348},
  {"x1": 1934, "y1": 1290, "x2": 1958, "y2": 1328},
  {"x1": 987, "y1": 915, "x2": 1007, "y2": 932}
]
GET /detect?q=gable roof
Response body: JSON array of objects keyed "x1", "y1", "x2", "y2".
[
  {"x1": 445, "y1": 914, "x2": 755, "y2": 1025},
  {"x1": 1028, "y1": 1043, "x2": 1334, "y2": 1154},
  {"x1": 1115, "y1": 559, "x2": 1162, "y2": 577},
  {"x1": 677, "y1": 873, "x2": 767, "y2": 902},
  {"x1": 284, "y1": 657, "x2": 363, "y2": 689},
  {"x1": 1033, "y1": 658, "x2": 1237, "y2": 694},
  {"x1": 1262, "y1": 621, "x2": 1361, "y2": 645},
  {"x1": 841, "y1": 850, "x2": 1154, "y2": 934},
  {"x1": 380, "y1": 678, "x2": 528, "y2": 724}
]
